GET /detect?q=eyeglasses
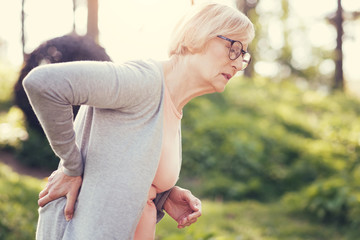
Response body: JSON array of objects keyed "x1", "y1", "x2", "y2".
[{"x1": 217, "y1": 35, "x2": 251, "y2": 70}]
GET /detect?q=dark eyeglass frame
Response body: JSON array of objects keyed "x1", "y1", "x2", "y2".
[{"x1": 217, "y1": 35, "x2": 251, "y2": 70}]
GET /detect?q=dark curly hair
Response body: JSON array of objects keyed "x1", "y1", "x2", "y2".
[{"x1": 14, "y1": 33, "x2": 112, "y2": 132}]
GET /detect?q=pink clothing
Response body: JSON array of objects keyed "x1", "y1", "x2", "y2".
[{"x1": 134, "y1": 83, "x2": 182, "y2": 239}]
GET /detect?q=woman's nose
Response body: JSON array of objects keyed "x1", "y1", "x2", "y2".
[{"x1": 231, "y1": 56, "x2": 243, "y2": 71}]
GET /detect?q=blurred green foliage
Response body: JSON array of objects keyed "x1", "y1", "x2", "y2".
[
  {"x1": 156, "y1": 200, "x2": 355, "y2": 240},
  {"x1": 0, "y1": 107, "x2": 28, "y2": 150},
  {"x1": 0, "y1": 63, "x2": 58, "y2": 170},
  {"x1": 15, "y1": 127, "x2": 59, "y2": 170},
  {"x1": 0, "y1": 64, "x2": 17, "y2": 110},
  {"x1": 0, "y1": 163, "x2": 42, "y2": 240},
  {"x1": 1, "y1": 162, "x2": 357, "y2": 240},
  {"x1": 180, "y1": 76, "x2": 360, "y2": 225}
]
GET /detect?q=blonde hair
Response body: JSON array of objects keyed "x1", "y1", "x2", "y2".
[{"x1": 168, "y1": 2, "x2": 255, "y2": 57}]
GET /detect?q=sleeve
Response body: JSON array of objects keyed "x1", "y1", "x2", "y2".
[
  {"x1": 154, "y1": 188, "x2": 173, "y2": 223},
  {"x1": 23, "y1": 60, "x2": 159, "y2": 176}
]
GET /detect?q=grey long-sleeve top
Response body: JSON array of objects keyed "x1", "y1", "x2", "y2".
[{"x1": 23, "y1": 59, "x2": 172, "y2": 239}]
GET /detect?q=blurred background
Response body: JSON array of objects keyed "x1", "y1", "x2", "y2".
[{"x1": 0, "y1": 0, "x2": 360, "y2": 239}]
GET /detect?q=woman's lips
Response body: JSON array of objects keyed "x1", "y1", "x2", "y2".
[{"x1": 222, "y1": 73, "x2": 232, "y2": 80}]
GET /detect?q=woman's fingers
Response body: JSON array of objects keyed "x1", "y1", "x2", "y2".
[
  {"x1": 177, "y1": 209, "x2": 201, "y2": 228},
  {"x1": 64, "y1": 189, "x2": 79, "y2": 221},
  {"x1": 38, "y1": 188, "x2": 48, "y2": 199},
  {"x1": 190, "y1": 198, "x2": 202, "y2": 212},
  {"x1": 37, "y1": 169, "x2": 83, "y2": 219},
  {"x1": 188, "y1": 207, "x2": 202, "y2": 220},
  {"x1": 176, "y1": 194, "x2": 202, "y2": 229},
  {"x1": 38, "y1": 191, "x2": 57, "y2": 207},
  {"x1": 178, "y1": 218, "x2": 197, "y2": 229},
  {"x1": 183, "y1": 218, "x2": 197, "y2": 227}
]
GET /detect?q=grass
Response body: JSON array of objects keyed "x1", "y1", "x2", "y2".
[
  {"x1": 156, "y1": 200, "x2": 351, "y2": 240},
  {"x1": 0, "y1": 159, "x2": 359, "y2": 240},
  {"x1": 0, "y1": 163, "x2": 43, "y2": 240}
]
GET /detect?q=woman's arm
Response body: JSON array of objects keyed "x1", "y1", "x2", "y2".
[
  {"x1": 23, "y1": 60, "x2": 159, "y2": 176},
  {"x1": 23, "y1": 60, "x2": 162, "y2": 221}
]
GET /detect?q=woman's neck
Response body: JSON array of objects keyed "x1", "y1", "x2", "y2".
[{"x1": 162, "y1": 55, "x2": 214, "y2": 113}]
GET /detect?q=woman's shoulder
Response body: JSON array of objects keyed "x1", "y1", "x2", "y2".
[
  {"x1": 110, "y1": 59, "x2": 164, "y2": 104},
  {"x1": 117, "y1": 59, "x2": 163, "y2": 80}
]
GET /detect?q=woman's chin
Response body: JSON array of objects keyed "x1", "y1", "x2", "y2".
[
  {"x1": 213, "y1": 83, "x2": 227, "y2": 93},
  {"x1": 217, "y1": 87, "x2": 226, "y2": 93}
]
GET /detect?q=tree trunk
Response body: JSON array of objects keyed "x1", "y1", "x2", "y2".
[
  {"x1": 87, "y1": 0, "x2": 99, "y2": 43},
  {"x1": 334, "y1": 0, "x2": 344, "y2": 90},
  {"x1": 236, "y1": 0, "x2": 258, "y2": 78},
  {"x1": 21, "y1": 0, "x2": 26, "y2": 59},
  {"x1": 72, "y1": 0, "x2": 76, "y2": 33}
]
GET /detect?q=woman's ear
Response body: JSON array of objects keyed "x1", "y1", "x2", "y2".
[{"x1": 180, "y1": 45, "x2": 195, "y2": 55}]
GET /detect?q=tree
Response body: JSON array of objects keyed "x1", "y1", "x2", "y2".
[
  {"x1": 72, "y1": 0, "x2": 77, "y2": 33},
  {"x1": 87, "y1": 0, "x2": 99, "y2": 43},
  {"x1": 236, "y1": 0, "x2": 259, "y2": 78},
  {"x1": 327, "y1": 0, "x2": 360, "y2": 91},
  {"x1": 21, "y1": 0, "x2": 26, "y2": 59},
  {"x1": 333, "y1": 0, "x2": 344, "y2": 90},
  {"x1": 245, "y1": 0, "x2": 336, "y2": 90}
]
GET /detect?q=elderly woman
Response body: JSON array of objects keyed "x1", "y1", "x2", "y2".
[{"x1": 23, "y1": 2, "x2": 254, "y2": 239}]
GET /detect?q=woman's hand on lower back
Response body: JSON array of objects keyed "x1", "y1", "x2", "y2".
[{"x1": 38, "y1": 169, "x2": 82, "y2": 221}]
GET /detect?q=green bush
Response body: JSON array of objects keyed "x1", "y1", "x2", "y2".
[
  {"x1": 16, "y1": 127, "x2": 59, "y2": 170},
  {"x1": 0, "y1": 163, "x2": 42, "y2": 240},
  {"x1": 180, "y1": 76, "x2": 360, "y2": 224},
  {"x1": 0, "y1": 106, "x2": 58, "y2": 170},
  {"x1": 0, "y1": 64, "x2": 58, "y2": 170},
  {"x1": 0, "y1": 107, "x2": 28, "y2": 150},
  {"x1": 0, "y1": 64, "x2": 17, "y2": 110},
  {"x1": 283, "y1": 172, "x2": 360, "y2": 225},
  {"x1": 156, "y1": 200, "x2": 350, "y2": 240}
]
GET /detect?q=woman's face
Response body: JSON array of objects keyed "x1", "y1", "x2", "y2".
[{"x1": 191, "y1": 35, "x2": 248, "y2": 93}]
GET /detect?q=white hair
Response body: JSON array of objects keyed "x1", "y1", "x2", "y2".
[{"x1": 168, "y1": 2, "x2": 255, "y2": 56}]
